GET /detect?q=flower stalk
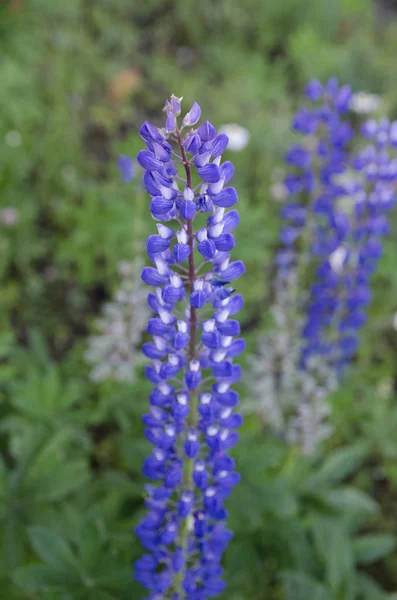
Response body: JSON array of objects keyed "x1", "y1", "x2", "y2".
[{"x1": 134, "y1": 95, "x2": 245, "y2": 599}]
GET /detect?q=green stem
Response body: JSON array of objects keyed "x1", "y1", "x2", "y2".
[{"x1": 174, "y1": 127, "x2": 199, "y2": 597}]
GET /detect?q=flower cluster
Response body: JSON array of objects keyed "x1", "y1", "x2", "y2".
[
  {"x1": 134, "y1": 95, "x2": 245, "y2": 599},
  {"x1": 85, "y1": 259, "x2": 149, "y2": 382},
  {"x1": 286, "y1": 78, "x2": 355, "y2": 370},
  {"x1": 248, "y1": 78, "x2": 397, "y2": 453},
  {"x1": 299, "y1": 103, "x2": 397, "y2": 376},
  {"x1": 246, "y1": 286, "x2": 337, "y2": 453}
]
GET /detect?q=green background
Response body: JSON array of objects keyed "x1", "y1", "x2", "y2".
[{"x1": 2, "y1": 1, "x2": 397, "y2": 598}]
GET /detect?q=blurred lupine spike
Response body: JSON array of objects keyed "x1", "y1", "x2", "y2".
[
  {"x1": 135, "y1": 96, "x2": 245, "y2": 598},
  {"x1": 84, "y1": 258, "x2": 149, "y2": 382},
  {"x1": 247, "y1": 77, "x2": 397, "y2": 454}
]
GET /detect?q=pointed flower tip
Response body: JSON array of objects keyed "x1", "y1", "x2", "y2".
[
  {"x1": 170, "y1": 93, "x2": 183, "y2": 115},
  {"x1": 163, "y1": 94, "x2": 183, "y2": 117},
  {"x1": 183, "y1": 101, "x2": 202, "y2": 126}
]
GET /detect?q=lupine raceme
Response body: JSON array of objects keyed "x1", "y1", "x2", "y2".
[
  {"x1": 134, "y1": 95, "x2": 245, "y2": 599},
  {"x1": 248, "y1": 78, "x2": 397, "y2": 453}
]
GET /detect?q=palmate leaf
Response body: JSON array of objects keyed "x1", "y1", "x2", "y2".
[
  {"x1": 10, "y1": 496, "x2": 139, "y2": 598},
  {"x1": 0, "y1": 424, "x2": 91, "y2": 575},
  {"x1": 13, "y1": 529, "x2": 128, "y2": 597},
  {"x1": 11, "y1": 365, "x2": 80, "y2": 419},
  {"x1": 22, "y1": 426, "x2": 90, "y2": 502}
]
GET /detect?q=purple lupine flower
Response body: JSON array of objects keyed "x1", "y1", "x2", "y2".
[
  {"x1": 277, "y1": 77, "x2": 354, "y2": 350},
  {"x1": 318, "y1": 117, "x2": 397, "y2": 373},
  {"x1": 135, "y1": 94, "x2": 245, "y2": 599},
  {"x1": 268, "y1": 78, "x2": 361, "y2": 451},
  {"x1": 274, "y1": 79, "x2": 397, "y2": 449},
  {"x1": 118, "y1": 154, "x2": 135, "y2": 183},
  {"x1": 296, "y1": 104, "x2": 397, "y2": 375},
  {"x1": 247, "y1": 79, "x2": 396, "y2": 454}
]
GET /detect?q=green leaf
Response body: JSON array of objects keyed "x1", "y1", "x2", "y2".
[
  {"x1": 311, "y1": 518, "x2": 354, "y2": 596},
  {"x1": 23, "y1": 427, "x2": 90, "y2": 501},
  {"x1": 305, "y1": 442, "x2": 370, "y2": 488},
  {"x1": 260, "y1": 478, "x2": 298, "y2": 518},
  {"x1": 32, "y1": 459, "x2": 90, "y2": 502},
  {"x1": 353, "y1": 533, "x2": 396, "y2": 565},
  {"x1": 12, "y1": 366, "x2": 80, "y2": 418},
  {"x1": 282, "y1": 570, "x2": 332, "y2": 600},
  {"x1": 322, "y1": 486, "x2": 378, "y2": 516},
  {"x1": 356, "y1": 573, "x2": 393, "y2": 600},
  {"x1": 12, "y1": 565, "x2": 74, "y2": 592},
  {"x1": 28, "y1": 526, "x2": 81, "y2": 575},
  {"x1": 225, "y1": 537, "x2": 265, "y2": 591},
  {"x1": 275, "y1": 520, "x2": 315, "y2": 573},
  {"x1": 79, "y1": 513, "x2": 107, "y2": 570}
]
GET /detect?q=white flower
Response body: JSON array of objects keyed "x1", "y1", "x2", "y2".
[
  {"x1": 218, "y1": 123, "x2": 250, "y2": 151},
  {"x1": 329, "y1": 246, "x2": 347, "y2": 274},
  {"x1": 350, "y1": 91, "x2": 382, "y2": 114},
  {"x1": 270, "y1": 182, "x2": 288, "y2": 202}
]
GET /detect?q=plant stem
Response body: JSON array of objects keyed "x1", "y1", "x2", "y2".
[{"x1": 174, "y1": 128, "x2": 199, "y2": 596}]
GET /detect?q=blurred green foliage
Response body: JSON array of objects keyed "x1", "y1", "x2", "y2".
[{"x1": 1, "y1": 0, "x2": 397, "y2": 598}]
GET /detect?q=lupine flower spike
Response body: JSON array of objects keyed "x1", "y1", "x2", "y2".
[
  {"x1": 268, "y1": 78, "x2": 354, "y2": 452},
  {"x1": 135, "y1": 95, "x2": 245, "y2": 599},
  {"x1": 249, "y1": 78, "x2": 397, "y2": 454},
  {"x1": 295, "y1": 84, "x2": 397, "y2": 377},
  {"x1": 85, "y1": 258, "x2": 149, "y2": 382}
]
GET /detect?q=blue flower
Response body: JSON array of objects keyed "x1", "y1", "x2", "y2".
[
  {"x1": 269, "y1": 78, "x2": 397, "y2": 452},
  {"x1": 135, "y1": 94, "x2": 245, "y2": 599},
  {"x1": 280, "y1": 79, "x2": 397, "y2": 377},
  {"x1": 117, "y1": 154, "x2": 135, "y2": 183}
]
